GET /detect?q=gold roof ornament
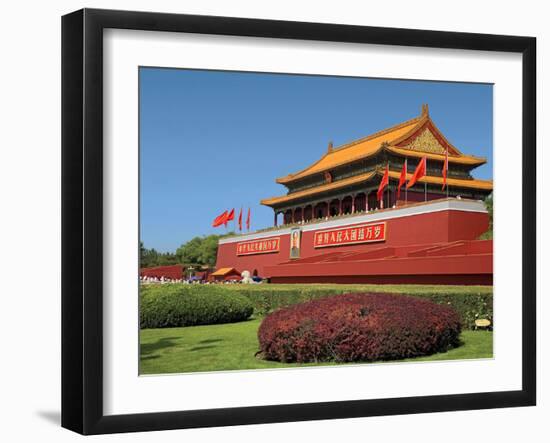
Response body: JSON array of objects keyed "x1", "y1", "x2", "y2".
[
  {"x1": 421, "y1": 103, "x2": 429, "y2": 116},
  {"x1": 275, "y1": 105, "x2": 486, "y2": 185}
]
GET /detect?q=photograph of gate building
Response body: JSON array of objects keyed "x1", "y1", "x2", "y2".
[
  {"x1": 214, "y1": 104, "x2": 494, "y2": 285},
  {"x1": 261, "y1": 104, "x2": 493, "y2": 226}
]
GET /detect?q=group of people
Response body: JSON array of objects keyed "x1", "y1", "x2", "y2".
[
  {"x1": 140, "y1": 275, "x2": 201, "y2": 284},
  {"x1": 139, "y1": 272, "x2": 264, "y2": 285}
]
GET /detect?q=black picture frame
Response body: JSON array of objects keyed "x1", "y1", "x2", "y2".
[{"x1": 61, "y1": 8, "x2": 536, "y2": 435}]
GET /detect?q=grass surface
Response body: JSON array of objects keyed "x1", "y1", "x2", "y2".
[
  {"x1": 211, "y1": 283, "x2": 493, "y2": 295},
  {"x1": 140, "y1": 317, "x2": 493, "y2": 375}
]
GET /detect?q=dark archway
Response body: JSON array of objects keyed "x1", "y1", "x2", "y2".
[
  {"x1": 342, "y1": 195, "x2": 353, "y2": 214},
  {"x1": 284, "y1": 209, "x2": 293, "y2": 224},
  {"x1": 314, "y1": 202, "x2": 328, "y2": 219},
  {"x1": 355, "y1": 192, "x2": 367, "y2": 213},
  {"x1": 303, "y1": 205, "x2": 313, "y2": 222},
  {"x1": 368, "y1": 190, "x2": 378, "y2": 210},
  {"x1": 329, "y1": 199, "x2": 340, "y2": 217}
]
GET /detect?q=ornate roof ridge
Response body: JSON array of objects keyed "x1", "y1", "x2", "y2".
[
  {"x1": 263, "y1": 171, "x2": 376, "y2": 206},
  {"x1": 276, "y1": 151, "x2": 332, "y2": 184},
  {"x1": 263, "y1": 167, "x2": 492, "y2": 207},
  {"x1": 386, "y1": 145, "x2": 487, "y2": 165},
  {"x1": 275, "y1": 115, "x2": 423, "y2": 184},
  {"x1": 380, "y1": 168, "x2": 493, "y2": 182},
  {"x1": 381, "y1": 169, "x2": 493, "y2": 190},
  {"x1": 274, "y1": 104, "x2": 489, "y2": 184},
  {"x1": 332, "y1": 115, "x2": 423, "y2": 153}
]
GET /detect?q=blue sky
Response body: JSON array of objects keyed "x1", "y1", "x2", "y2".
[{"x1": 140, "y1": 68, "x2": 493, "y2": 252}]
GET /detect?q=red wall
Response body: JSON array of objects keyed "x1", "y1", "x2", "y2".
[
  {"x1": 140, "y1": 265, "x2": 184, "y2": 280},
  {"x1": 266, "y1": 241, "x2": 493, "y2": 285},
  {"x1": 215, "y1": 205, "x2": 489, "y2": 277},
  {"x1": 270, "y1": 274, "x2": 492, "y2": 286}
]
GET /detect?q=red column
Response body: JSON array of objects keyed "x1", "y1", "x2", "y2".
[
  {"x1": 351, "y1": 195, "x2": 356, "y2": 214},
  {"x1": 274, "y1": 211, "x2": 277, "y2": 227},
  {"x1": 338, "y1": 199, "x2": 342, "y2": 216}
]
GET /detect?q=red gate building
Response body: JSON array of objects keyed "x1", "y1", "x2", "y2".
[{"x1": 215, "y1": 105, "x2": 493, "y2": 285}]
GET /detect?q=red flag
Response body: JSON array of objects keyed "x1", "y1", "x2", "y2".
[
  {"x1": 212, "y1": 210, "x2": 228, "y2": 228},
  {"x1": 442, "y1": 147, "x2": 448, "y2": 190},
  {"x1": 224, "y1": 208, "x2": 235, "y2": 227},
  {"x1": 377, "y1": 164, "x2": 389, "y2": 202},
  {"x1": 397, "y1": 160, "x2": 407, "y2": 199},
  {"x1": 406, "y1": 156, "x2": 427, "y2": 189},
  {"x1": 246, "y1": 208, "x2": 251, "y2": 231},
  {"x1": 238, "y1": 207, "x2": 243, "y2": 231}
]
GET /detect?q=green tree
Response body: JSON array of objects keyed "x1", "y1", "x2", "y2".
[
  {"x1": 479, "y1": 193, "x2": 493, "y2": 240},
  {"x1": 485, "y1": 193, "x2": 493, "y2": 230},
  {"x1": 141, "y1": 233, "x2": 232, "y2": 269},
  {"x1": 199, "y1": 235, "x2": 223, "y2": 267},
  {"x1": 175, "y1": 233, "x2": 234, "y2": 267},
  {"x1": 176, "y1": 237, "x2": 204, "y2": 265},
  {"x1": 140, "y1": 241, "x2": 146, "y2": 264},
  {"x1": 140, "y1": 241, "x2": 178, "y2": 267}
]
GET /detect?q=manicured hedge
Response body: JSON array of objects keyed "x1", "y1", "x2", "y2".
[
  {"x1": 221, "y1": 285, "x2": 492, "y2": 330},
  {"x1": 140, "y1": 284, "x2": 253, "y2": 328},
  {"x1": 258, "y1": 293, "x2": 462, "y2": 363},
  {"x1": 140, "y1": 283, "x2": 492, "y2": 330}
]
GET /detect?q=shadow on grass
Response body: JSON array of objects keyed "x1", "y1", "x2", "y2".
[
  {"x1": 141, "y1": 336, "x2": 225, "y2": 355},
  {"x1": 198, "y1": 338, "x2": 223, "y2": 345},
  {"x1": 189, "y1": 345, "x2": 219, "y2": 352},
  {"x1": 223, "y1": 317, "x2": 257, "y2": 324},
  {"x1": 141, "y1": 336, "x2": 180, "y2": 357},
  {"x1": 140, "y1": 354, "x2": 161, "y2": 361}
]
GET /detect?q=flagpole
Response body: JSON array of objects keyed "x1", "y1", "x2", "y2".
[
  {"x1": 405, "y1": 159, "x2": 408, "y2": 205},
  {"x1": 444, "y1": 147, "x2": 449, "y2": 199},
  {"x1": 424, "y1": 159, "x2": 428, "y2": 202},
  {"x1": 424, "y1": 181, "x2": 427, "y2": 202}
]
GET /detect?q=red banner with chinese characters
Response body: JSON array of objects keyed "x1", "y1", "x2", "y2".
[
  {"x1": 313, "y1": 222, "x2": 386, "y2": 248},
  {"x1": 236, "y1": 236, "x2": 281, "y2": 256}
]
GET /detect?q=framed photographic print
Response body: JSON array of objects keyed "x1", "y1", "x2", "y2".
[{"x1": 61, "y1": 8, "x2": 536, "y2": 435}]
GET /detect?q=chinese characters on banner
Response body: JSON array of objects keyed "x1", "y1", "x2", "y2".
[
  {"x1": 313, "y1": 222, "x2": 386, "y2": 248},
  {"x1": 236, "y1": 237, "x2": 281, "y2": 256}
]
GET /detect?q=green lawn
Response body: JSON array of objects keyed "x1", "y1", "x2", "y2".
[
  {"x1": 140, "y1": 317, "x2": 493, "y2": 375},
  {"x1": 211, "y1": 283, "x2": 493, "y2": 295}
]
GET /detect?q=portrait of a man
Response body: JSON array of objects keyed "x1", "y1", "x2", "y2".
[{"x1": 290, "y1": 228, "x2": 301, "y2": 259}]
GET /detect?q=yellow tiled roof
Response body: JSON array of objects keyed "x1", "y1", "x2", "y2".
[
  {"x1": 211, "y1": 267, "x2": 238, "y2": 276},
  {"x1": 385, "y1": 170, "x2": 493, "y2": 191},
  {"x1": 261, "y1": 169, "x2": 492, "y2": 207},
  {"x1": 261, "y1": 171, "x2": 376, "y2": 206},
  {"x1": 276, "y1": 117, "x2": 420, "y2": 184},
  {"x1": 386, "y1": 146, "x2": 486, "y2": 166},
  {"x1": 276, "y1": 108, "x2": 487, "y2": 184}
]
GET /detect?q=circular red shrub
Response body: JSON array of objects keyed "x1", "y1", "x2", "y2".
[{"x1": 258, "y1": 293, "x2": 461, "y2": 363}]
